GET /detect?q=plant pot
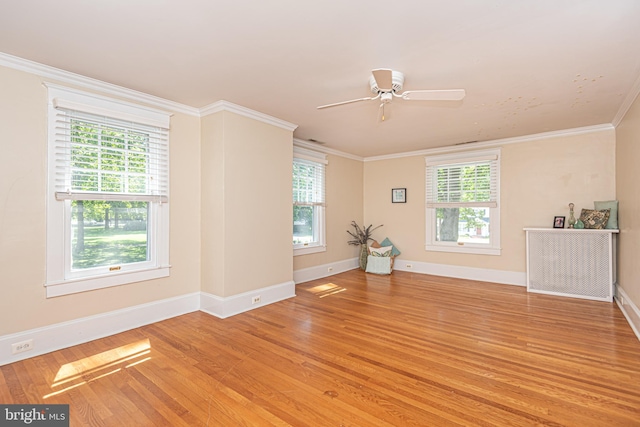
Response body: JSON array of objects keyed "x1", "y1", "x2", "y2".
[{"x1": 359, "y1": 244, "x2": 368, "y2": 270}]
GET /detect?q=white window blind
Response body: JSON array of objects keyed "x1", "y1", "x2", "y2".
[
  {"x1": 293, "y1": 158, "x2": 325, "y2": 207},
  {"x1": 52, "y1": 105, "x2": 169, "y2": 203},
  {"x1": 426, "y1": 155, "x2": 498, "y2": 208}
]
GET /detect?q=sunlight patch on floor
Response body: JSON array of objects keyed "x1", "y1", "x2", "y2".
[
  {"x1": 44, "y1": 339, "x2": 151, "y2": 399},
  {"x1": 306, "y1": 283, "x2": 347, "y2": 298}
]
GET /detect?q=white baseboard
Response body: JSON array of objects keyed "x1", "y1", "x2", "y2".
[
  {"x1": 200, "y1": 280, "x2": 296, "y2": 319},
  {"x1": 1, "y1": 280, "x2": 298, "y2": 365},
  {"x1": 392, "y1": 258, "x2": 527, "y2": 286},
  {"x1": 615, "y1": 286, "x2": 640, "y2": 342},
  {"x1": 0, "y1": 292, "x2": 200, "y2": 366},
  {"x1": 9, "y1": 265, "x2": 632, "y2": 366},
  {"x1": 293, "y1": 257, "x2": 359, "y2": 284}
]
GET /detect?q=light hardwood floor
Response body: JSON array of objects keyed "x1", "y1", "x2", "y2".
[{"x1": 2, "y1": 270, "x2": 640, "y2": 426}]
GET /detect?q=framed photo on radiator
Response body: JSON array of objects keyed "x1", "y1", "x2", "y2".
[{"x1": 553, "y1": 216, "x2": 565, "y2": 228}]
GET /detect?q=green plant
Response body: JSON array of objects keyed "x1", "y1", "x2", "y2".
[{"x1": 346, "y1": 221, "x2": 383, "y2": 245}]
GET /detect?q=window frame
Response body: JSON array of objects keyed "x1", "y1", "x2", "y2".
[
  {"x1": 425, "y1": 148, "x2": 501, "y2": 255},
  {"x1": 293, "y1": 146, "x2": 327, "y2": 256},
  {"x1": 45, "y1": 83, "x2": 171, "y2": 297}
]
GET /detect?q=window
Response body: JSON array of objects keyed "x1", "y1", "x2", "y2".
[
  {"x1": 293, "y1": 147, "x2": 327, "y2": 256},
  {"x1": 45, "y1": 84, "x2": 170, "y2": 297},
  {"x1": 425, "y1": 148, "x2": 501, "y2": 255}
]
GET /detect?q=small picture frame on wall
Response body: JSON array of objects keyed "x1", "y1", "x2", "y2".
[
  {"x1": 553, "y1": 216, "x2": 565, "y2": 228},
  {"x1": 392, "y1": 188, "x2": 406, "y2": 203}
]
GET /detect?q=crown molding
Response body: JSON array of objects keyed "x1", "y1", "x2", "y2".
[
  {"x1": 0, "y1": 52, "x2": 200, "y2": 117},
  {"x1": 200, "y1": 100, "x2": 298, "y2": 132},
  {"x1": 293, "y1": 138, "x2": 364, "y2": 161},
  {"x1": 0, "y1": 52, "x2": 298, "y2": 134},
  {"x1": 612, "y1": 72, "x2": 640, "y2": 127},
  {"x1": 363, "y1": 124, "x2": 615, "y2": 162}
]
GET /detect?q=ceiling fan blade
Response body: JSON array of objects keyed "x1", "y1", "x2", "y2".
[
  {"x1": 372, "y1": 69, "x2": 393, "y2": 92},
  {"x1": 317, "y1": 97, "x2": 375, "y2": 109},
  {"x1": 400, "y1": 89, "x2": 466, "y2": 101}
]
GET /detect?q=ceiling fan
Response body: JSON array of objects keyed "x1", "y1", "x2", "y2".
[{"x1": 317, "y1": 69, "x2": 465, "y2": 121}]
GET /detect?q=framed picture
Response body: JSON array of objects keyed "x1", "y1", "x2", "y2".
[
  {"x1": 553, "y1": 216, "x2": 565, "y2": 228},
  {"x1": 392, "y1": 188, "x2": 406, "y2": 203}
]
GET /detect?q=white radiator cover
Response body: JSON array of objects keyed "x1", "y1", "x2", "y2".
[{"x1": 525, "y1": 228, "x2": 618, "y2": 302}]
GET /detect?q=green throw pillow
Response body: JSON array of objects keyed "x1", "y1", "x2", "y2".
[
  {"x1": 380, "y1": 238, "x2": 401, "y2": 256},
  {"x1": 365, "y1": 255, "x2": 391, "y2": 275}
]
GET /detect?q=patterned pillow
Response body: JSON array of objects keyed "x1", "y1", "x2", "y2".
[
  {"x1": 365, "y1": 255, "x2": 391, "y2": 274},
  {"x1": 579, "y1": 208, "x2": 611, "y2": 230},
  {"x1": 369, "y1": 245, "x2": 393, "y2": 257},
  {"x1": 594, "y1": 200, "x2": 618, "y2": 229}
]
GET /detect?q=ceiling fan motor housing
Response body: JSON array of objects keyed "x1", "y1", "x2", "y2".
[
  {"x1": 370, "y1": 70, "x2": 404, "y2": 94},
  {"x1": 380, "y1": 92, "x2": 393, "y2": 103}
]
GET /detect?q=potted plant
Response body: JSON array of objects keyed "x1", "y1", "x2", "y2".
[{"x1": 347, "y1": 221, "x2": 383, "y2": 270}]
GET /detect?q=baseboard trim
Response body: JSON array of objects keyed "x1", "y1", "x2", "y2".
[
  {"x1": 293, "y1": 258, "x2": 359, "y2": 284},
  {"x1": 392, "y1": 258, "x2": 527, "y2": 286},
  {"x1": 200, "y1": 280, "x2": 296, "y2": 319},
  {"x1": 6, "y1": 267, "x2": 630, "y2": 366},
  {"x1": 0, "y1": 292, "x2": 200, "y2": 366},
  {"x1": 615, "y1": 286, "x2": 640, "y2": 342}
]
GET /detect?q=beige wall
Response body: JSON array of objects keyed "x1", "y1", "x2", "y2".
[
  {"x1": 616, "y1": 95, "x2": 640, "y2": 308},
  {"x1": 201, "y1": 112, "x2": 225, "y2": 296},
  {"x1": 293, "y1": 154, "x2": 363, "y2": 270},
  {"x1": 0, "y1": 57, "x2": 630, "y2": 340},
  {"x1": 0, "y1": 65, "x2": 202, "y2": 336},
  {"x1": 201, "y1": 111, "x2": 293, "y2": 296},
  {"x1": 364, "y1": 129, "x2": 616, "y2": 273}
]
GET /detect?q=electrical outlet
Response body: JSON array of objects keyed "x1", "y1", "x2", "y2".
[
  {"x1": 251, "y1": 295, "x2": 261, "y2": 305},
  {"x1": 11, "y1": 339, "x2": 34, "y2": 355},
  {"x1": 328, "y1": 267, "x2": 333, "y2": 272},
  {"x1": 405, "y1": 264, "x2": 413, "y2": 268}
]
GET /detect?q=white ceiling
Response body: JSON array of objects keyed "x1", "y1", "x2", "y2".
[{"x1": 1, "y1": 0, "x2": 640, "y2": 157}]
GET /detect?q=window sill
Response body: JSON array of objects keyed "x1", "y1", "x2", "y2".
[
  {"x1": 293, "y1": 245, "x2": 326, "y2": 257},
  {"x1": 45, "y1": 266, "x2": 171, "y2": 298},
  {"x1": 425, "y1": 245, "x2": 501, "y2": 256}
]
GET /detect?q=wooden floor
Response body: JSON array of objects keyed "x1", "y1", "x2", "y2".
[{"x1": 2, "y1": 270, "x2": 640, "y2": 426}]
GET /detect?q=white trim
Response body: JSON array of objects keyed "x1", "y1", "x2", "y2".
[
  {"x1": 523, "y1": 227, "x2": 619, "y2": 234},
  {"x1": 293, "y1": 138, "x2": 364, "y2": 162},
  {"x1": 1, "y1": 282, "x2": 300, "y2": 365},
  {"x1": 0, "y1": 52, "x2": 199, "y2": 117},
  {"x1": 0, "y1": 293, "x2": 200, "y2": 366},
  {"x1": 424, "y1": 244, "x2": 501, "y2": 256},
  {"x1": 615, "y1": 286, "x2": 640, "y2": 342},
  {"x1": 293, "y1": 258, "x2": 359, "y2": 284},
  {"x1": 46, "y1": 267, "x2": 171, "y2": 298},
  {"x1": 293, "y1": 244, "x2": 326, "y2": 256},
  {"x1": 51, "y1": 92, "x2": 171, "y2": 129},
  {"x1": 200, "y1": 281, "x2": 296, "y2": 319},
  {"x1": 3, "y1": 276, "x2": 634, "y2": 366},
  {"x1": 293, "y1": 146, "x2": 328, "y2": 164},
  {"x1": 393, "y1": 258, "x2": 526, "y2": 286},
  {"x1": 364, "y1": 124, "x2": 614, "y2": 162},
  {"x1": 425, "y1": 148, "x2": 501, "y2": 255},
  {"x1": 200, "y1": 100, "x2": 298, "y2": 131},
  {"x1": 612, "y1": 72, "x2": 640, "y2": 127},
  {"x1": 45, "y1": 85, "x2": 171, "y2": 296},
  {"x1": 1, "y1": 52, "x2": 622, "y2": 160}
]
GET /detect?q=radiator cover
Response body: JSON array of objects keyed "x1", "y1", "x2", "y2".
[{"x1": 525, "y1": 228, "x2": 617, "y2": 302}]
